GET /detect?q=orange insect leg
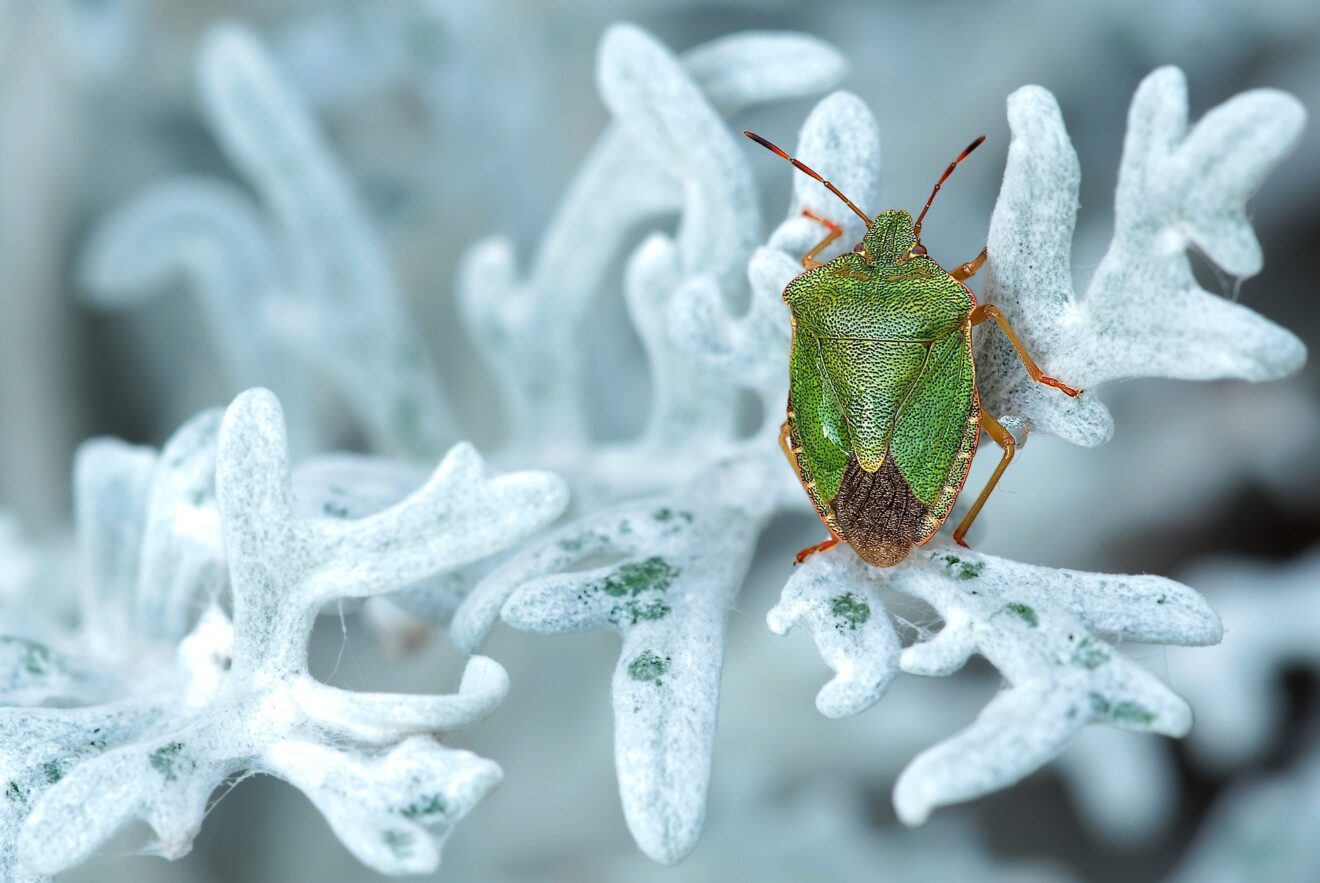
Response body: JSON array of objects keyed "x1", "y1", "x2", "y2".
[
  {"x1": 951, "y1": 246, "x2": 987, "y2": 282},
  {"x1": 970, "y1": 304, "x2": 1083, "y2": 397},
  {"x1": 951, "y1": 410, "x2": 1016, "y2": 547},
  {"x1": 778, "y1": 420, "x2": 795, "y2": 466},
  {"x1": 800, "y1": 209, "x2": 843, "y2": 270},
  {"x1": 795, "y1": 537, "x2": 840, "y2": 565}
]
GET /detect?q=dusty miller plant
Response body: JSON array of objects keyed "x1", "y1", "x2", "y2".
[
  {"x1": 0, "y1": 390, "x2": 567, "y2": 880},
  {"x1": 9, "y1": 14, "x2": 1306, "y2": 880},
  {"x1": 453, "y1": 23, "x2": 1306, "y2": 862},
  {"x1": 769, "y1": 67, "x2": 1306, "y2": 827}
]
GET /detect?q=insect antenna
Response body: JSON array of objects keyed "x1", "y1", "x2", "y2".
[
  {"x1": 743, "y1": 131, "x2": 872, "y2": 226},
  {"x1": 912, "y1": 135, "x2": 987, "y2": 248}
]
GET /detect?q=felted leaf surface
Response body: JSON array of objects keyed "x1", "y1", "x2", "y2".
[
  {"x1": 447, "y1": 25, "x2": 851, "y2": 865},
  {"x1": 761, "y1": 68, "x2": 1302, "y2": 829},
  {"x1": 771, "y1": 543, "x2": 1221, "y2": 825},
  {"x1": 1, "y1": 389, "x2": 568, "y2": 880},
  {"x1": 454, "y1": 458, "x2": 776, "y2": 865},
  {"x1": 976, "y1": 68, "x2": 1306, "y2": 446},
  {"x1": 458, "y1": 25, "x2": 846, "y2": 459}
]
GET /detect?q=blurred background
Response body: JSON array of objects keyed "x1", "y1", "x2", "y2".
[{"x1": 1, "y1": 1, "x2": 1318, "y2": 881}]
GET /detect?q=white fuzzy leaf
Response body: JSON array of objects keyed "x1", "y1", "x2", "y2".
[
  {"x1": 766, "y1": 549, "x2": 899, "y2": 719},
  {"x1": 978, "y1": 68, "x2": 1307, "y2": 446},
  {"x1": 1170, "y1": 749, "x2": 1320, "y2": 883},
  {"x1": 454, "y1": 458, "x2": 775, "y2": 864},
  {"x1": 262, "y1": 736, "x2": 502, "y2": 875},
  {"x1": 5, "y1": 388, "x2": 567, "y2": 879},
  {"x1": 134, "y1": 408, "x2": 225, "y2": 644},
  {"x1": 76, "y1": 181, "x2": 311, "y2": 427},
  {"x1": 72, "y1": 438, "x2": 155, "y2": 652},
  {"x1": 777, "y1": 543, "x2": 1220, "y2": 827},
  {"x1": 458, "y1": 26, "x2": 844, "y2": 459}
]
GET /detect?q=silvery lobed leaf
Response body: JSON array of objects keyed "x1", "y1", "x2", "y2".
[
  {"x1": 448, "y1": 23, "x2": 847, "y2": 865},
  {"x1": 977, "y1": 67, "x2": 1307, "y2": 445},
  {"x1": 1168, "y1": 747, "x2": 1320, "y2": 883},
  {"x1": 2, "y1": 389, "x2": 568, "y2": 880},
  {"x1": 771, "y1": 543, "x2": 1220, "y2": 826},
  {"x1": 458, "y1": 24, "x2": 845, "y2": 461},
  {"x1": 763, "y1": 68, "x2": 1304, "y2": 827},
  {"x1": 454, "y1": 458, "x2": 776, "y2": 865}
]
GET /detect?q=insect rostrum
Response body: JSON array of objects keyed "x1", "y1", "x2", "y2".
[{"x1": 747, "y1": 131, "x2": 1081, "y2": 567}]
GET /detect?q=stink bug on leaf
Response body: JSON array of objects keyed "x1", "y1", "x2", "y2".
[{"x1": 745, "y1": 130, "x2": 1082, "y2": 567}]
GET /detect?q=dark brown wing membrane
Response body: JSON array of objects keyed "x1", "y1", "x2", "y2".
[{"x1": 832, "y1": 453, "x2": 928, "y2": 567}]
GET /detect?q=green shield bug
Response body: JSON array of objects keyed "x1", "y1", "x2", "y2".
[{"x1": 745, "y1": 130, "x2": 1082, "y2": 567}]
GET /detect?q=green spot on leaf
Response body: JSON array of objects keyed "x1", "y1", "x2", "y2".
[
  {"x1": 383, "y1": 828, "x2": 414, "y2": 858},
  {"x1": 1110, "y1": 702, "x2": 1157, "y2": 726},
  {"x1": 830, "y1": 593, "x2": 870, "y2": 630},
  {"x1": 1088, "y1": 693, "x2": 1156, "y2": 726},
  {"x1": 627, "y1": 650, "x2": 670, "y2": 684},
  {"x1": 602, "y1": 557, "x2": 679, "y2": 597},
  {"x1": 1001, "y1": 602, "x2": 1038, "y2": 628},
  {"x1": 5, "y1": 781, "x2": 25, "y2": 803},
  {"x1": 1072, "y1": 637, "x2": 1110, "y2": 669},
  {"x1": 598, "y1": 557, "x2": 680, "y2": 626},
  {"x1": 652, "y1": 507, "x2": 693, "y2": 524},
  {"x1": 150, "y1": 742, "x2": 185, "y2": 782},
  {"x1": 937, "y1": 554, "x2": 984, "y2": 581},
  {"x1": 322, "y1": 501, "x2": 351, "y2": 518},
  {"x1": 401, "y1": 794, "x2": 447, "y2": 819},
  {"x1": 624, "y1": 598, "x2": 672, "y2": 624},
  {"x1": 41, "y1": 761, "x2": 62, "y2": 784}
]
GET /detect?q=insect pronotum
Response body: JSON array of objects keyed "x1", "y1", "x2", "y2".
[{"x1": 746, "y1": 129, "x2": 1083, "y2": 567}]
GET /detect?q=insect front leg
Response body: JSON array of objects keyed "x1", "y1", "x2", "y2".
[
  {"x1": 951, "y1": 246, "x2": 987, "y2": 282},
  {"x1": 970, "y1": 304, "x2": 1083, "y2": 397},
  {"x1": 951, "y1": 410, "x2": 1016, "y2": 547},
  {"x1": 800, "y1": 208, "x2": 843, "y2": 270}
]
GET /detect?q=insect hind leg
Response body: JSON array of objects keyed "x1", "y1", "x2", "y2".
[
  {"x1": 951, "y1": 410, "x2": 1016, "y2": 547},
  {"x1": 795, "y1": 536, "x2": 840, "y2": 564}
]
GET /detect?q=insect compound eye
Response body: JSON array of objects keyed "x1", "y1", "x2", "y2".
[{"x1": 911, "y1": 243, "x2": 928, "y2": 257}]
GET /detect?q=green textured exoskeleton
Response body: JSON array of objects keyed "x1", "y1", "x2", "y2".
[{"x1": 747, "y1": 131, "x2": 1082, "y2": 567}]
